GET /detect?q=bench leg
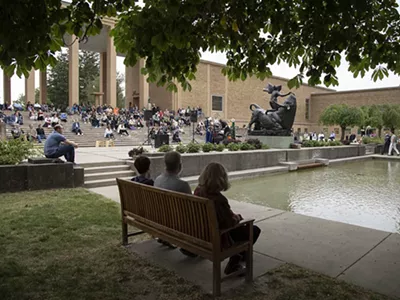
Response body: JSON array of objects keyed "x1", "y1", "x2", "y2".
[
  {"x1": 213, "y1": 260, "x2": 221, "y2": 297},
  {"x1": 122, "y1": 221, "x2": 128, "y2": 246},
  {"x1": 245, "y1": 243, "x2": 253, "y2": 283}
]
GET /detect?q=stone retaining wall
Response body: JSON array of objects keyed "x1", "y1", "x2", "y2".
[
  {"x1": 139, "y1": 145, "x2": 365, "y2": 179},
  {"x1": 0, "y1": 163, "x2": 84, "y2": 193}
]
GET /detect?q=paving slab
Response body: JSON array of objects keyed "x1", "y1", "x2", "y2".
[
  {"x1": 127, "y1": 239, "x2": 284, "y2": 294},
  {"x1": 229, "y1": 199, "x2": 284, "y2": 223},
  {"x1": 89, "y1": 185, "x2": 120, "y2": 202},
  {"x1": 338, "y1": 233, "x2": 400, "y2": 299},
  {"x1": 254, "y1": 212, "x2": 391, "y2": 277}
]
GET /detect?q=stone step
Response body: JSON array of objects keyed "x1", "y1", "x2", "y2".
[
  {"x1": 84, "y1": 165, "x2": 131, "y2": 174},
  {"x1": 84, "y1": 170, "x2": 135, "y2": 181},
  {"x1": 80, "y1": 160, "x2": 128, "y2": 168},
  {"x1": 84, "y1": 177, "x2": 133, "y2": 189}
]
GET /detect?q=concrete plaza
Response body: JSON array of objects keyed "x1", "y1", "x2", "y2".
[{"x1": 91, "y1": 184, "x2": 400, "y2": 299}]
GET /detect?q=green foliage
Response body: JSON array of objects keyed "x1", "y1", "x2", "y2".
[
  {"x1": 201, "y1": 143, "x2": 214, "y2": 152},
  {"x1": 157, "y1": 145, "x2": 173, "y2": 153},
  {"x1": 381, "y1": 104, "x2": 400, "y2": 132},
  {"x1": 240, "y1": 142, "x2": 255, "y2": 151},
  {"x1": 261, "y1": 144, "x2": 270, "y2": 149},
  {"x1": 319, "y1": 104, "x2": 363, "y2": 140},
  {"x1": 302, "y1": 140, "x2": 342, "y2": 148},
  {"x1": 246, "y1": 138, "x2": 262, "y2": 149},
  {"x1": 116, "y1": 72, "x2": 125, "y2": 108},
  {"x1": 112, "y1": 0, "x2": 400, "y2": 91},
  {"x1": 47, "y1": 53, "x2": 69, "y2": 110},
  {"x1": 3, "y1": 0, "x2": 400, "y2": 92},
  {"x1": 215, "y1": 144, "x2": 225, "y2": 152},
  {"x1": 227, "y1": 143, "x2": 240, "y2": 151},
  {"x1": 362, "y1": 137, "x2": 384, "y2": 144},
  {"x1": 186, "y1": 142, "x2": 201, "y2": 153},
  {"x1": 175, "y1": 143, "x2": 187, "y2": 154},
  {"x1": 0, "y1": 139, "x2": 34, "y2": 165}
]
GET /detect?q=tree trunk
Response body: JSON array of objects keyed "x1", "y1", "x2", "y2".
[
  {"x1": 378, "y1": 127, "x2": 382, "y2": 138},
  {"x1": 341, "y1": 126, "x2": 346, "y2": 141}
]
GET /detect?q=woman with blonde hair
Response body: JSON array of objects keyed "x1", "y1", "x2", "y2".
[{"x1": 194, "y1": 162, "x2": 261, "y2": 276}]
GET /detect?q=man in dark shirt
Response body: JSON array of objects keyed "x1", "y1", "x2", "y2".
[{"x1": 131, "y1": 156, "x2": 154, "y2": 186}]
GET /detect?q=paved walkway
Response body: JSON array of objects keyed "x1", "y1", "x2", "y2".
[{"x1": 90, "y1": 185, "x2": 400, "y2": 298}]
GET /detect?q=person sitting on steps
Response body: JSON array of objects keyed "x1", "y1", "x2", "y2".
[
  {"x1": 44, "y1": 124, "x2": 78, "y2": 163},
  {"x1": 131, "y1": 155, "x2": 154, "y2": 186},
  {"x1": 194, "y1": 162, "x2": 261, "y2": 276}
]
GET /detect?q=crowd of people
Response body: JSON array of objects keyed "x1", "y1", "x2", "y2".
[{"x1": 131, "y1": 152, "x2": 261, "y2": 276}]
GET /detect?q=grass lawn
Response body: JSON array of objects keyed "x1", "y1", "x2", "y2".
[{"x1": 0, "y1": 189, "x2": 393, "y2": 300}]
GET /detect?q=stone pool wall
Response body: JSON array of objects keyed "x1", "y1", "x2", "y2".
[{"x1": 138, "y1": 145, "x2": 366, "y2": 179}]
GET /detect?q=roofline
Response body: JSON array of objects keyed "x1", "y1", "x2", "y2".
[
  {"x1": 311, "y1": 85, "x2": 400, "y2": 96},
  {"x1": 199, "y1": 59, "x2": 336, "y2": 92}
]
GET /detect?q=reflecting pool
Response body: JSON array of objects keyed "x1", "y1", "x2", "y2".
[{"x1": 223, "y1": 160, "x2": 400, "y2": 233}]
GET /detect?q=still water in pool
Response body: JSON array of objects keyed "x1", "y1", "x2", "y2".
[{"x1": 223, "y1": 160, "x2": 400, "y2": 233}]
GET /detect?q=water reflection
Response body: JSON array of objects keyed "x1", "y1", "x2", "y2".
[{"x1": 223, "y1": 160, "x2": 400, "y2": 233}]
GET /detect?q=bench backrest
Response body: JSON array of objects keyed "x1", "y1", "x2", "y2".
[{"x1": 117, "y1": 179, "x2": 219, "y2": 250}]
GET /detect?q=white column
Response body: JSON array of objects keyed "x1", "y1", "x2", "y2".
[
  {"x1": 69, "y1": 35, "x2": 79, "y2": 106},
  {"x1": 3, "y1": 71, "x2": 11, "y2": 105},
  {"x1": 25, "y1": 70, "x2": 35, "y2": 104},
  {"x1": 139, "y1": 58, "x2": 149, "y2": 109},
  {"x1": 39, "y1": 70, "x2": 47, "y2": 104},
  {"x1": 106, "y1": 26, "x2": 117, "y2": 107}
]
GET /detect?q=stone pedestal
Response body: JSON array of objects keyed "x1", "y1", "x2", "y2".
[{"x1": 250, "y1": 135, "x2": 293, "y2": 149}]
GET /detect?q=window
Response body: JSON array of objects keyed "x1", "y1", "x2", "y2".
[
  {"x1": 305, "y1": 98, "x2": 310, "y2": 120},
  {"x1": 334, "y1": 128, "x2": 340, "y2": 135},
  {"x1": 304, "y1": 128, "x2": 308, "y2": 133},
  {"x1": 212, "y1": 95, "x2": 223, "y2": 111},
  {"x1": 297, "y1": 128, "x2": 301, "y2": 133}
]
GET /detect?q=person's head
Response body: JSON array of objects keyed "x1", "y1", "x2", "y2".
[
  {"x1": 134, "y1": 155, "x2": 151, "y2": 177},
  {"x1": 54, "y1": 124, "x2": 63, "y2": 134},
  {"x1": 198, "y1": 162, "x2": 230, "y2": 193},
  {"x1": 164, "y1": 151, "x2": 182, "y2": 174},
  {"x1": 29, "y1": 124, "x2": 33, "y2": 129},
  {"x1": 38, "y1": 124, "x2": 42, "y2": 128}
]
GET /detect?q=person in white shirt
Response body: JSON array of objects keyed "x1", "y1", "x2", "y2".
[
  {"x1": 50, "y1": 115, "x2": 59, "y2": 127},
  {"x1": 318, "y1": 131, "x2": 325, "y2": 141},
  {"x1": 388, "y1": 131, "x2": 399, "y2": 156},
  {"x1": 104, "y1": 125, "x2": 115, "y2": 139},
  {"x1": 117, "y1": 123, "x2": 129, "y2": 136}
]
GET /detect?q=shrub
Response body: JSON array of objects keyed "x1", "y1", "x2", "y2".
[
  {"x1": 261, "y1": 144, "x2": 270, "y2": 149},
  {"x1": 215, "y1": 144, "x2": 225, "y2": 152},
  {"x1": 175, "y1": 143, "x2": 187, "y2": 153},
  {"x1": 202, "y1": 143, "x2": 215, "y2": 153},
  {"x1": 186, "y1": 142, "x2": 201, "y2": 153},
  {"x1": 0, "y1": 138, "x2": 34, "y2": 165},
  {"x1": 240, "y1": 142, "x2": 255, "y2": 151},
  {"x1": 362, "y1": 136, "x2": 384, "y2": 144},
  {"x1": 223, "y1": 138, "x2": 240, "y2": 146},
  {"x1": 302, "y1": 140, "x2": 342, "y2": 147},
  {"x1": 227, "y1": 143, "x2": 240, "y2": 151},
  {"x1": 157, "y1": 144, "x2": 173, "y2": 152},
  {"x1": 246, "y1": 138, "x2": 262, "y2": 149}
]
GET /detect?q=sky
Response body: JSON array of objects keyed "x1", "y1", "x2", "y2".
[{"x1": 1, "y1": 3, "x2": 400, "y2": 103}]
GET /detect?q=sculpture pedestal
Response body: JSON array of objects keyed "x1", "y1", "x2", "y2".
[{"x1": 251, "y1": 135, "x2": 293, "y2": 149}]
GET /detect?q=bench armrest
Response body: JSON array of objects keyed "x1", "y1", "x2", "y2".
[{"x1": 220, "y1": 218, "x2": 255, "y2": 235}]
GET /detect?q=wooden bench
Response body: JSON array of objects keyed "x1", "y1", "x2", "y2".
[{"x1": 117, "y1": 179, "x2": 255, "y2": 297}]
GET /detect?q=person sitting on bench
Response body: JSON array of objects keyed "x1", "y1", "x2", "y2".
[
  {"x1": 44, "y1": 124, "x2": 78, "y2": 163},
  {"x1": 194, "y1": 162, "x2": 261, "y2": 276},
  {"x1": 154, "y1": 151, "x2": 196, "y2": 257},
  {"x1": 131, "y1": 156, "x2": 154, "y2": 186}
]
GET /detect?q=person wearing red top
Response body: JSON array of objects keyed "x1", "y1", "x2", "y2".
[{"x1": 194, "y1": 162, "x2": 261, "y2": 276}]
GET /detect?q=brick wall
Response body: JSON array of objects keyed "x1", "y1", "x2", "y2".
[{"x1": 149, "y1": 83, "x2": 173, "y2": 110}]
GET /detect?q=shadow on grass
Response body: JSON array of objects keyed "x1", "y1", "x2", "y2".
[{"x1": 0, "y1": 189, "x2": 393, "y2": 300}]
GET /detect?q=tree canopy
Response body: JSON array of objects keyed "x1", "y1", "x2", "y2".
[
  {"x1": 381, "y1": 104, "x2": 400, "y2": 132},
  {"x1": 2, "y1": 0, "x2": 400, "y2": 91},
  {"x1": 319, "y1": 104, "x2": 363, "y2": 140}
]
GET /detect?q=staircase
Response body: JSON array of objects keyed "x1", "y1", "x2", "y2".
[{"x1": 82, "y1": 161, "x2": 135, "y2": 188}]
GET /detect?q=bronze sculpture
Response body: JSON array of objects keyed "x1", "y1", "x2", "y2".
[{"x1": 248, "y1": 84, "x2": 297, "y2": 136}]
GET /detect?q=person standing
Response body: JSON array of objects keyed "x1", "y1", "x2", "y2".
[
  {"x1": 44, "y1": 124, "x2": 78, "y2": 163},
  {"x1": 388, "y1": 131, "x2": 399, "y2": 156}
]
